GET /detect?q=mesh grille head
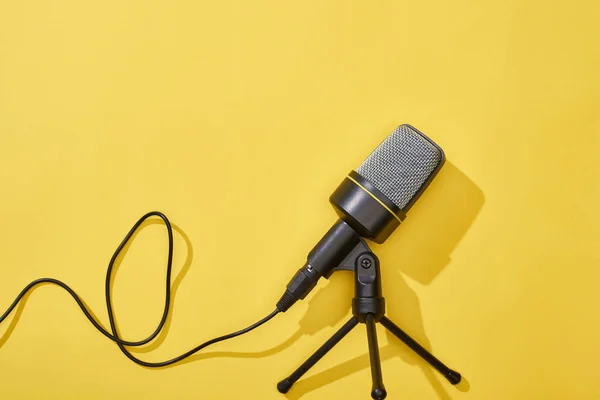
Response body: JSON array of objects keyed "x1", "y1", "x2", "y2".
[{"x1": 355, "y1": 125, "x2": 444, "y2": 211}]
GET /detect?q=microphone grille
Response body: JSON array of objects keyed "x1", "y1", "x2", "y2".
[{"x1": 355, "y1": 125, "x2": 444, "y2": 211}]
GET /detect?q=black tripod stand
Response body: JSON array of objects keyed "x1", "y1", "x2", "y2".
[{"x1": 277, "y1": 242, "x2": 461, "y2": 399}]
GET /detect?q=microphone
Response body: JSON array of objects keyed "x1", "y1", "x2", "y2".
[{"x1": 276, "y1": 124, "x2": 445, "y2": 312}]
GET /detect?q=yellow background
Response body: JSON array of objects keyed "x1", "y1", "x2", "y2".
[{"x1": 1, "y1": 1, "x2": 599, "y2": 399}]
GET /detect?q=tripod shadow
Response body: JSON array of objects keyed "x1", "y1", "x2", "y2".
[{"x1": 283, "y1": 162, "x2": 484, "y2": 399}]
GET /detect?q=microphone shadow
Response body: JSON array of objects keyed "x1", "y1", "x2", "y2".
[{"x1": 282, "y1": 162, "x2": 484, "y2": 399}]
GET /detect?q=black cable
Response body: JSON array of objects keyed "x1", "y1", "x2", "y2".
[{"x1": 0, "y1": 211, "x2": 280, "y2": 367}]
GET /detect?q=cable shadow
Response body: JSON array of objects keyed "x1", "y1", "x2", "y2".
[
  {"x1": 0, "y1": 216, "x2": 301, "y2": 366},
  {"x1": 0, "y1": 290, "x2": 33, "y2": 347},
  {"x1": 171, "y1": 331, "x2": 304, "y2": 366},
  {"x1": 0, "y1": 284, "x2": 111, "y2": 347},
  {"x1": 158, "y1": 268, "x2": 356, "y2": 367},
  {"x1": 107, "y1": 219, "x2": 195, "y2": 354},
  {"x1": 281, "y1": 162, "x2": 484, "y2": 399},
  {"x1": 109, "y1": 219, "x2": 304, "y2": 366},
  {"x1": 0, "y1": 219, "x2": 195, "y2": 350}
]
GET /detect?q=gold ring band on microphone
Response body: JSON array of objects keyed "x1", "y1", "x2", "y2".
[{"x1": 346, "y1": 175, "x2": 403, "y2": 223}]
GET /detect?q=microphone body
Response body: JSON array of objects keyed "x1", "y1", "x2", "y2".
[{"x1": 277, "y1": 124, "x2": 444, "y2": 312}]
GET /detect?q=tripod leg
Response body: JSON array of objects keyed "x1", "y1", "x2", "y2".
[
  {"x1": 380, "y1": 316, "x2": 462, "y2": 385},
  {"x1": 277, "y1": 316, "x2": 359, "y2": 394},
  {"x1": 365, "y1": 314, "x2": 387, "y2": 400}
]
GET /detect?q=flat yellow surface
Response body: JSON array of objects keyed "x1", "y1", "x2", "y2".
[{"x1": 1, "y1": 1, "x2": 599, "y2": 399}]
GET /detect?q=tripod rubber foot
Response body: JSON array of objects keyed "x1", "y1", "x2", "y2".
[
  {"x1": 371, "y1": 388, "x2": 387, "y2": 400},
  {"x1": 445, "y1": 370, "x2": 462, "y2": 385},
  {"x1": 277, "y1": 378, "x2": 293, "y2": 394}
]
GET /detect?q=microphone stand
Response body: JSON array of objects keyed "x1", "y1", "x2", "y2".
[{"x1": 276, "y1": 240, "x2": 461, "y2": 400}]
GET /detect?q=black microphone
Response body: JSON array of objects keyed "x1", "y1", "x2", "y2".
[{"x1": 276, "y1": 124, "x2": 445, "y2": 312}]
